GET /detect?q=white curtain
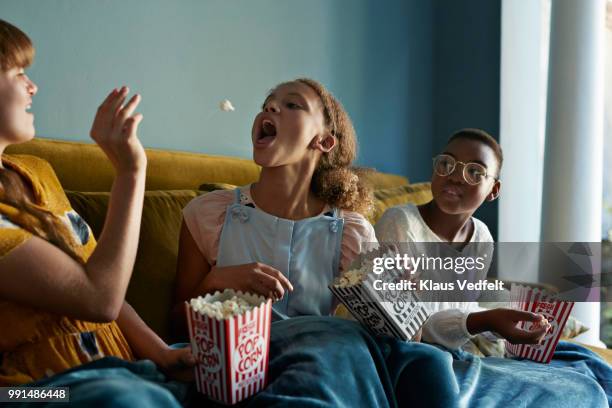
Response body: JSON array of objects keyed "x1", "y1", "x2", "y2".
[{"x1": 500, "y1": 0, "x2": 606, "y2": 347}]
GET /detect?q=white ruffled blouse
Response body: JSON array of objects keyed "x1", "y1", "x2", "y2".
[{"x1": 375, "y1": 203, "x2": 494, "y2": 349}]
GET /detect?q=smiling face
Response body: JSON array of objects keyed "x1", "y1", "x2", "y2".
[
  {"x1": 251, "y1": 81, "x2": 331, "y2": 168},
  {"x1": 0, "y1": 66, "x2": 37, "y2": 145},
  {"x1": 431, "y1": 138, "x2": 501, "y2": 215}
]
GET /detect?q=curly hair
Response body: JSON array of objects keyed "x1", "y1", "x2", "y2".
[{"x1": 276, "y1": 78, "x2": 373, "y2": 215}]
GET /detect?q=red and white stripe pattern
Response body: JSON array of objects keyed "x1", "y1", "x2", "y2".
[
  {"x1": 506, "y1": 284, "x2": 574, "y2": 364},
  {"x1": 186, "y1": 297, "x2": 272, "y2": 404}
]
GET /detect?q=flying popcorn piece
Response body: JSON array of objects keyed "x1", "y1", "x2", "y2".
[{"x1": 219, "y1": 99, "x2": 235, "y2": 112}]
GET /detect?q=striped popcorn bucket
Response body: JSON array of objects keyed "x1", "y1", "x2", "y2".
[
  {"x1": 329, "y1": 271, "x2": 430, "y2": 341},
  {"x1": 506, "y1": 284, "x2": 574, "y2": 364},
  {"x1": 185, "y1": 291, "x2": 272, "y2": 405}
]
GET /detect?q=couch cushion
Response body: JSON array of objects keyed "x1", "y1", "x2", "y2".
[
  {"x1": 8, "y1": 138, "x2": 261, "y2": 192},
  {"x1": 7, "y1": 138, "x2": 409, "y2": 192},
  {"x1": 361, "y1": 170, "x2": 409, "y2": 189},
  {"x1": 67, "y1": 190, "x2": 201, "y2": 341},
  {"x1": 199, "y1": 182, "x2": 237, "y2": 192},
  {"x1": 370, "y1": 183, "x2": 432, "y2": 224}
]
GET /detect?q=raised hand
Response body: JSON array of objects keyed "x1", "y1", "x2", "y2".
[{"x1": 90, "y1": 86, "x2": 146, "y2": 173}]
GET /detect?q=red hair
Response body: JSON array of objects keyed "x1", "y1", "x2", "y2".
[{"x1": 0, "y1": 19, "x2": 35, "y2": 70}]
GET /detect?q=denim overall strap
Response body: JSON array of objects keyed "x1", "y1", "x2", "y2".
[{"x1": 216, "y1": 188, "x2": 344, "y2": 320}]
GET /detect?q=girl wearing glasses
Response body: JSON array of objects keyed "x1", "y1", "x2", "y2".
[{"x1": 375, "y1": 128, "x2": 552, "y2": 350}]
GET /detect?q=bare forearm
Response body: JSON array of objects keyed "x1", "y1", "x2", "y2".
[
  {"x1": 170, "y1": 302, "x2": 189, "y2": 341},
  {"x1": 118, "y1": 303, "x2": 196, "y2": 381},
  {"x1": 191, "y1": 272, "x2": 219, "y2": 297},
  {"x1": 465, "y1": 310, "x2": 491, "y2": 335},
  {"x1": 85, "y1": 170, "x2": 146, "y2": 307},
  {"x1": 116, "y1": 302, "x2": 168, "y2": 365}
]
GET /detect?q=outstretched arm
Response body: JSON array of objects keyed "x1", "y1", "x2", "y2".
[{"x1": 466, "y1": 308, "x2": 551, "y2": 344}]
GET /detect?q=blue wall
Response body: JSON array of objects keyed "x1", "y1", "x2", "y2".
[
  {"x1": 432, "y1": 0, "x2": 501, "y2": 238},
  {"x1": 1, "y1": 0, "x2": 433, "y2": 178},
  {"x1": 350, "y1": 1, "x2": 434, "y2": 182},
  {"x1": 2, "y1": 0, "x2": 500, "y2": 233}
]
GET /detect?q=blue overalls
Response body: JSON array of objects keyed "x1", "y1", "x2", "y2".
[{"x1": 216, "y1": 188, "x2": 344, "y2": 320}]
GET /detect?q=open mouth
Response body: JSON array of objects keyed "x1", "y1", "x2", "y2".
[
  {"x1": 255, "y1": 119, "x2": 277, "y2": 147},
  {"x1": 25, "y1": 102, "x2": 33, "y2": 115}
]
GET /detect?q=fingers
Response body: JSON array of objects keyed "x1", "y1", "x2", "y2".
[
  {"x1": 166, "y1": 347, "x2": 195, "y2": 369},
  {"x1": 109, "y1": 86, "x2": 129, "y2": 116},
  {"x1": 223, "y1": 262, "x2": 293, "y2": 302},
  {"x1": 412, "y1": 328, "x2": 423, "y2": 342},
  {"x1": 531, "y1": 326, "x2": 549, "y2": 344},
  {"x1": 256, "y1": 263, "x2": 294, "y2": 292},
  {"x1": 88, "y1": 86, "x2": 147, "y2": 173},
  {"x1": 253, "y1": 271, "x2": 286, "y2": 301},
  {"x1": 91, "y1": 89, "x2": 119, "y2": 140},
  {"x1": 99, "y1": 88, "x2": 119, "y2": 109},
  {"x1": 509, "y1": 310, "x2": 544, "y2": 323},
  {"x1": 91, "y1": 86, "x2": 139, "y2": 138},
  {"x1": 117, "y1": 93, "x2": 142, "y2": 125},
  {"x1": 123, "y1": 113, "x2": 144, "y2": 136},
  {"x1": 97, "y1": 86, "x2": 128, "y2": 117},
  {"x1": 254, "y1": 264, "x2": 294, "y2": 302},
  {"x1": 507, "y1": 326, "x2": 548, "y2": 345},
  {"x1": 179, "y1": 347, "x2": 196, "y2": 367},
  {"x1": 107, "y1": 88, "x2": 144, "y2": 137},
  {"x1": 503, "y1": 310, "x2": 552, "y2": 344}
]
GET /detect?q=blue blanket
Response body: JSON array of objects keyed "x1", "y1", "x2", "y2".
[
  {"x1": 13, "y1": 317, "x2": 612, "y2": 407},
  {"x1": 12, "y1": 357, "x2": 187, "y2": 407},
  {"x1": 251, "y1": 317, "x2": 611, "y2": 407},
  {"x1": 448, "y1": 342, "x2": 610, "y2": 407}
]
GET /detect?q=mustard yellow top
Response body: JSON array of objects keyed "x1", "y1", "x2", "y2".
[{"x1": 0, "y1": 154, "x2": 133, "y2": 386}]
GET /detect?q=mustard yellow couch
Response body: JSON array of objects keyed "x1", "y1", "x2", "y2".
[
  {"x1": 6, "y1": 138, "x2": 432, "y2": 339},
  {"x1": 7, "y1": 137, "x2": 611, "y2": 363}
]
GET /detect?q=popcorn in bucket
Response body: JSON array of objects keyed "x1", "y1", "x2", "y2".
[
  {"x1": 506, "y1": 284, "x2": 574, "y2": 364},
  {"x1": 185, "y1": 289, "x2": 272, "y2": 405},
  {"x1": 329, "y1": 248, "x2": 430, "y2": 341}
]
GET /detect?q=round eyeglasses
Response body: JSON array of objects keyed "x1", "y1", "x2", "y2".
[{"x1": 432, "y1": 154, "x2": 497, "y2": 185}]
